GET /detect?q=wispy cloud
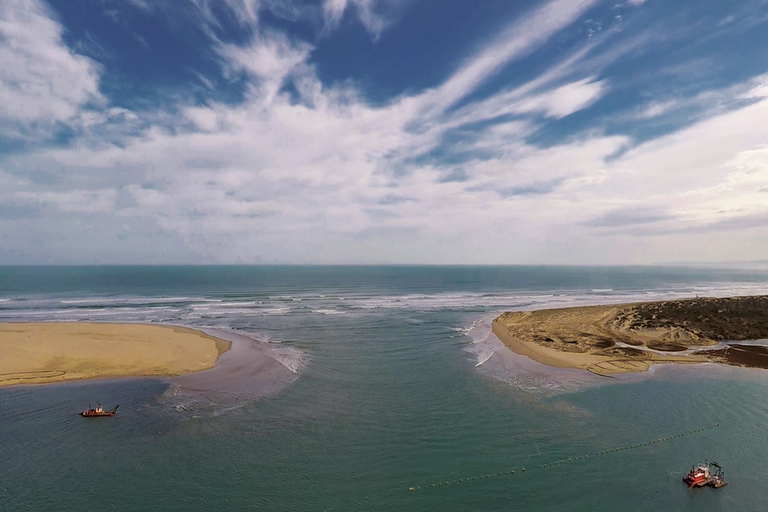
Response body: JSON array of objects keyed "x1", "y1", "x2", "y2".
[
  {"x1": 2, "y1": 0, "x2": 768, "y2": 264},
  {"x1": 421, "y1": 0, "x2": 601, "y2": 114},
  {"x1": 323, "y1": 0, "x2": 348, "y2": 31},
  {"x1": 583, "y1": 206, "x2": 675, "y2": 228},
  {"x1": 0, "y1": 0, "x2": 102, "y2": 140},
  {"x1": 217, "y1": 29, "x2": 312, "y2": 106},
  {"x1": 321, "y1": 0, "x2": 406, "y2": 38}
]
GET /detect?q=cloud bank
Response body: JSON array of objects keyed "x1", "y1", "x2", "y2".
[{"x1": 1, "y1": 0, "x2": 767, "y2": 264}]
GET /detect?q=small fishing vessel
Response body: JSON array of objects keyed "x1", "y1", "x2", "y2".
[
  {"x1": 683, "y1": 461, "x2": 727, "y2": 488},
  {"x1": 79, "y1": 403, "x2": 119, "y2": 418}
]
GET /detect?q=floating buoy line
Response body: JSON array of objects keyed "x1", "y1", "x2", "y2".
[{"x1": 408, "y1": 423, "x2": 720, "y2": 492}]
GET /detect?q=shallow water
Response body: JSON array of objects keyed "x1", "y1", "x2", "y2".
[{"x1": 1, "y1": 266, "x2": 768, "y2": 511}]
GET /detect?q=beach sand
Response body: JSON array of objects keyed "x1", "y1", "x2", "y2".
[
  {"x1": 493, "y1": 296, "x2": 768, "y2": 376},
  {"x1": 0, "y1": 322, "x2": 231, "y2": 387}
]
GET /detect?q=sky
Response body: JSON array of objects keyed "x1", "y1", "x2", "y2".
[{"x1": 1, "y1": 0, "x2": 768, "y2": 265}]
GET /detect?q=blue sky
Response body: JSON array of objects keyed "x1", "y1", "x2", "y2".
[{"x1": 1, "y1": 0, "x2": 768, "y2": 264}]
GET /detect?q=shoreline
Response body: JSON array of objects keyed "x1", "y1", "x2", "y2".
[
  {"x1": 492, "y1": 296, "x2": 768, "y2": 376},
  {"x1": 491, "y1": 318, "x2": 708, "y2": 376},
  {"x1": 0, "y1": 322, "x2": 233, "y2": 388},
  {"x1": 167, "y1": 327, "x2": 300, "y2": 401}
]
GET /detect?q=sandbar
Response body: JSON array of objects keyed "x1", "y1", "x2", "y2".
[
  {"x1": 167, "y1": 327, "x2": 299, "y2": 401},
  {"x1": 492, "y1": 296, "x2": 768, "y2": 376},
  {"x1": 0, "y1": 322, "x2": 231, "y2": 387}
]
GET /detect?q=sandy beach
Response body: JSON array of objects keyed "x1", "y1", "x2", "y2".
[
  {"x1": 493, "y1": 296, "x2": 768, "y2": 376},
  {"x1": 0, "y1": 322, "x2": 231, "y2": 387}
]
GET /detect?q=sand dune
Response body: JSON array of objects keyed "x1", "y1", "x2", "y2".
[{"x1": 493, "y1": 296, "x2": 768, "y2": 376}]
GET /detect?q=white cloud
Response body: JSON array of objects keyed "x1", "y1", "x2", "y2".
[
  {"x1": 581, "y1": 91, "x2": 768, "y2": 239},
  {"x1": 16, "y1": 189, "x2": 116, "y2": 213},
  {"x1": 679, "y1": 143, "x2": 768, "y2": 225},
  {"x1": 423, "y1": 0, "x2": 601, "y2": 113},
  {"x1": 510, "y1": 77, "x2": 607, "y2": 119},
  {"x1": 321, "y1": 0, "x2": 403, "y2": 37},
  {"x1": 222, "y1": 0, "x2": 261, "y2": 26},
  {"x1": 3, "y1": 0, "x2": 768, "y2": 264},
  {"x1": 218, "y1": 30, "x2": 311, "y2": 105},
  {"x1": 637, "y1": 100, "x2": 678, "y2": 119},
  {"x1": 323, "y1": 0, "x2": 348, "y2": 30},
  {"x1": 0, "y1": 0, "x2": 102, "y2": 139},
  {"x1": 0, "y1": 0, "x2": 641, "y2": 263},
  {"x1": 741, "y1": 80, "x2": 768, "y2": 99},
  {"x1": 349, "y1": 0, "x2": 388, "y2": 37}
]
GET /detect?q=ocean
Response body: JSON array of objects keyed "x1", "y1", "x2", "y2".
[{"x1": 1, "y1": 265, "x2": 768, "y2": 511}]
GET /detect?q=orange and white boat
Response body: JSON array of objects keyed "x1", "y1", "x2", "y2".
[
  {"x1": 79, "y1": 403, "x2": 119, "y2": 417},
  {"x1": 683, "y1": 461, "x2": 727, "y2": 488}
]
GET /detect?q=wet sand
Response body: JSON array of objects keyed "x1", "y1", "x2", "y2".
[
  {"x1": 468, "y1": 313, "x2": 607, "y2": 397},
  {"x1": 168, "y1": 328, "x2": 298, "y2": 399},
  {"x1": 493, "y1": 296, "x2": 768, "y2": 376},
  {"x1": 0, "y1": 322, "x2": 231, "y2": 387}
]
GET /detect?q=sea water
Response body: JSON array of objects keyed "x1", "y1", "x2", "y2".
[{"x1": 1, "y1": 265, "x2": 767, "y2": 511}]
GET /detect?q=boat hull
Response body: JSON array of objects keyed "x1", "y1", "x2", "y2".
[
  {"x1": 79, "y1": 404, "x2": 118, "y2": 417},
  {"x1": 79, "y1": 411, "x2": 116, "y2": 417}
]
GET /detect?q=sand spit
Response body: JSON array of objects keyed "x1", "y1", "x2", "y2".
[
  {"x1": 168, "y1": 328, "x2": 299, "y2": 400},
  {"x1": 0, "y1": 322, "x2": 231, "y2": 387},
  {"x1": 492, "y1": 296, "x2": 768, "y2": 376}
]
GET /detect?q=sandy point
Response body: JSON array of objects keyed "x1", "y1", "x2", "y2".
[
  {"x1": 0, "y1": 322, "x2": 232, "y2": 387},
  {"x1": 492, "y1": 296, "x2": 768, "y2": 376}
]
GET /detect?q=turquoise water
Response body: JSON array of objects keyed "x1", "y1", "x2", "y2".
[{"x1": 1, "y1": 266, "x2": 768, "y2": 511}]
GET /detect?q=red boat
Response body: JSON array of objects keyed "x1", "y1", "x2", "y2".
[
  {"x1": 683, "y1": 463, "x2": 709, "y2": 487},
  {"x1": 683, "y1": 461, "x2": 727, "y2": 488},
  {"x1": 79, "y1": 403, "x2": 119, "y2": 417}
]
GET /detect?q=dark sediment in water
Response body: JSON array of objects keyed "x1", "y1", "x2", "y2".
[
  {"x1": 695, "y1": 344, "x2": 768, "y2": 370},
  {"x1": 646, "y1": 341, "x2": 687, "y2": 352}
]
